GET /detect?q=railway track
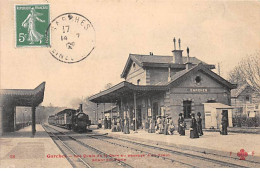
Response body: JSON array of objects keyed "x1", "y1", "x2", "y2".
[
  {"x1": 42, "y1": 124, "x2": 131, "y2": 168},
  {"x1": 86, "y1": 133, "x2": 252, "y2": 168},
  {"x1": 44, "y1": 124, "x2": 259, "y2": 168},
  {"x1": 42, "y1": 124, "x2": 91, "y2": 168},
  {"x1": 45, "y1": 124, "x2": 194, "y2": 167}
]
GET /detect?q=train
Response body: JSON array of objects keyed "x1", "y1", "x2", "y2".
[{"x1": 48, "y1": 104, "x2": 91, "y2": 132}]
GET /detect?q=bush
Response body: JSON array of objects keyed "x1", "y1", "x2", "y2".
[{"x1": 232, "y1": 116, "x2": 260, "y2": 127}]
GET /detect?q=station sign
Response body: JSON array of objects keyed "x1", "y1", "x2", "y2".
[{"x1": 188, "y1": 88, "x2": 209, "y2": 93}]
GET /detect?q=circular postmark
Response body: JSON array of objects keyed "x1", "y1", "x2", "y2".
[{"x1": 46, "y1": 13, "x2": 95, "y2": 63}]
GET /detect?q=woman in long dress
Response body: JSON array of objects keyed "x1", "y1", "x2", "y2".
[
  {"x1": 197, "y1": 112, "x2": 203, "y2": 136},
  {"x1": 190, "y1": 113, "x2": 199, "y2": 138},
  {"x1": 22, "y1": 7, "x2": 45, "y2": 44},
  {"x1": 178, "y1": 113, "x2": 185, "y2": 135}
]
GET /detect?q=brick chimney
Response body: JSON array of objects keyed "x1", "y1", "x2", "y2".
[{"x1": 172, "y1": 38, "x2": 183, "y2": 64}]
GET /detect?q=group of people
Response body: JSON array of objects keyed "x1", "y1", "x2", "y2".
[
  {"x1": 155, "y1": 116, "x2": 175, "y2": 135},
  {"x1": 101, "y1": 111, "x2": 228, "y2": 137},
  {"x1": 178, "y1": 112, "x2": 203, "y2": 138}
]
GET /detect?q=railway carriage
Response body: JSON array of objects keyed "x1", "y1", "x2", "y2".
[{"x1": 48, "y1": 115, "x2": 56, "y2": 125}]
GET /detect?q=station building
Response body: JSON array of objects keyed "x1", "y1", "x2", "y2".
[{"x1": 89, "y1": 39, "x2": 237, "y2": 129}]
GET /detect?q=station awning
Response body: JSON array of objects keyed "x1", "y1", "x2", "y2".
[
  {"x1": 0, "y1": 82, "x2": 46, "y2": 107},
  {"x1": 89, "y1": 81, "x2": 167, "y2": 103}
]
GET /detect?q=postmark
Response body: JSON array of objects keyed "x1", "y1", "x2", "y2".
[
  {"x1": 46, "y1": 13, "x2": 95, "y2": 63},
  {"x1": 15, "y1": 4, "x2": 50, "y2": 47}
]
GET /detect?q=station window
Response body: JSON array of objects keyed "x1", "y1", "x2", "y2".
[
  {"x1": 183, "y1": 100, "x2": 192, "y2": 119},
  {"x1": 195, "y1": 76, "x2": 201, "y2": 84},
  {"x1": 137, "y1": 79, "x2": 140, "y2": 85},
  {"x1": 245, "y1": 95, "x2": 250, "y2": 102}
]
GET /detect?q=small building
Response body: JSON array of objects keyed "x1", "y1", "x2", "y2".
[
  {"x1": 231, "y1": 84, "x2": 260, "y2": 118},
  {"x1": 203, "y1": 103, "x2": 233, "y2": 129},
  {"x1": 89, "y1": 39, "x2": 236, "y2": 130}
]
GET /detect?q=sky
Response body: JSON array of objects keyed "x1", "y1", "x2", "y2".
[{"x1": 1, "y1": 0, "x2": 260, "y2": 107}]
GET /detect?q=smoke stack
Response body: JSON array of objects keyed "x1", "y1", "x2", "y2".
[
  {"x1": 79, "y1": 104, "x2": 83, "y2": 112},
  {"x1": 172, "y1": 37, "x2": 183, "y2": 64}
]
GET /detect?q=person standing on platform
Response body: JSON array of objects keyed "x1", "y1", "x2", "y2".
[
  {"x1": 178, "y1": 113, "x2": 185, "y2": 135},
  {"x1": 98, "y1": 119, "x2": 102, "y2": 128},
  {"x1": 133, "y1": 117, "x2": 136, "y2": 131},
  {"x1": 108, "y1": 118, "x2": 112, "y2": 129},
  {"x1": 124, "y1": 117, "x2": 130, "y2": 134},
  {"x1": 112, "y1": 117, "x2": 117, "y2": 132},
  {"x1": 221, "y1": 113, "x2": 228, "y2": 135},
  {"x1": 190, "y1": 113, "x2": 199, "y2": 139},
  {"x1": 164, "y1": 116, "x2": 169, "y2": 135},
  {"x1": 197, "y1": 112, "x2": 203, "y2": 136},
  {"x1": 117, "y1": 117, "x2": 121, "y2": 132},
  {"x1": 156, "y1": 116, "x2": 161, "y2": 131},
  {"x1": 104, "y1": 117, "x2": 108, "y2": 129}
]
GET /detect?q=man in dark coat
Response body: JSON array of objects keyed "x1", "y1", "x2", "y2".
[
  {"x1": 104, "y1": 117, "x2": 108, "y2": 129},
  {"x1": 178, "y1": 113, "x2": 185, "y2": 136},
  {"x1": 190, "y1": 113, "x2": 199, "y2": 138},
  {"x1": 197, "y1": 112, "x2": 203, "y2": 136},
  {"x1": 221, "y1": 114, "x2": 228, "y2": 135}
]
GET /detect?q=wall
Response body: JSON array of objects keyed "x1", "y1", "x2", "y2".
[
  {"x1": 147, "y1": 68, "x2": 184, "y2": 85},
  {"x1": 165, "y1": 71, "x2": 231, "y2": 128},
  {"x1": 125, "y1": 62, "x2": 146, "y2": 85}
]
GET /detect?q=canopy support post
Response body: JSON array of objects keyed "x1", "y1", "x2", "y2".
[
  {"x1": 134, "y1": 91, "x2": 137, "y2": 133},
  {"x1": 31, "y1": 106, "x2": 36, "y2": 137}
]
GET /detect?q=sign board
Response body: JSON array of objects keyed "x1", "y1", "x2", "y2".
[
  {"x1": 246, "y1": 104, "x2": 256, "y2": 112},
  {"x1": 148, "y1": 108, "x2": 152, "y2": 117},
  {"x1": 188, "y1": 88, "x2": 209, "y2": 93}
]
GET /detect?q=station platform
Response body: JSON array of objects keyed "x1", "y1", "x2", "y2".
[
  {"x1": 0, "y1": 124, "x2": 72, "y2": 168},
  {"x1": 93, "y1": 128, "x2": 260, "y2": 162}
]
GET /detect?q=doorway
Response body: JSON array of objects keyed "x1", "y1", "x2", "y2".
[
  {"x1": 183, "y1": 100, "x2": 192, "y2": 119},
  {"x1": 152, "y1": 102, "x2": 158, "y2": 121}
]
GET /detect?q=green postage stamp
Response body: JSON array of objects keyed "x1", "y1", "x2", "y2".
[{"x1": 15, "y1": 4, "x2": 50, "y2": 47}]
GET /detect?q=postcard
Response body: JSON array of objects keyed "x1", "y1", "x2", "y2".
[{"x1": 0, "y1": 0, "x2": 260, "y2": 168}]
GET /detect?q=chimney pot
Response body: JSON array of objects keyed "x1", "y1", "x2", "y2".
[
  {"x1": 173, "y1": 37, "x2": 176, "y2": 50},
  {"x1": 178, "y1": 38, "x2": 181, "y2": 50},
  {"x1": 149, "y1": 52, "x2": 153, "y2": 55}
]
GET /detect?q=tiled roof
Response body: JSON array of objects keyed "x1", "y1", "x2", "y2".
[
  {"x1": 130, "y1": 54, "x2": 207, "y2": 65},
  {"x1": 121, "y1": 54, "x2": 215, "y2": 78}
]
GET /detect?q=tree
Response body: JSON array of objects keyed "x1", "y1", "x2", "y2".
[
  {"x1": 227, "y1": 65, "x2": 247, "y2": 86},
  {"x1": 228, "y1": 52, "x2": 260, "y2": 92},
  {"x1": 239, "y1": 52, "x2": 260, "y2": 92}
]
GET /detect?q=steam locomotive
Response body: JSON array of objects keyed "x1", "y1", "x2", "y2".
[{"x1": 48, "y1": 104, "x2": 91, "y2": 132}]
